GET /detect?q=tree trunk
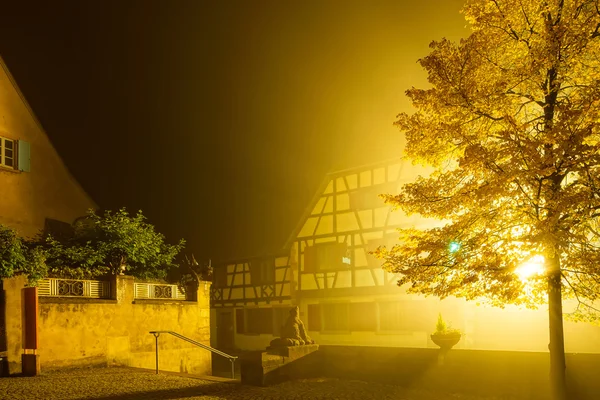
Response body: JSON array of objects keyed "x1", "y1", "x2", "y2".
[{"x1": 548, "y1": 258, "x2": 567, "y2": 400}]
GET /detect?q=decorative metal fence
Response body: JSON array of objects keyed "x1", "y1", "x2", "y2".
[
  {"x1": 134, "y1": 283, "x2": 187, "y2": 300},
  {"x1": 37, "y1": 278, "x2": 111, "y2": 299}
]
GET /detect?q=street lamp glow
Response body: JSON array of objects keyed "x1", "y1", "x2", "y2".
[{"x1": 515, "y1": 255, "x2": 545, "y2": 281}]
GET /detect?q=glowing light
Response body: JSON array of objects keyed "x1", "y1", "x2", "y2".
[
  {"x1": 449, "y1": 241, "x2": 461, "y2": 253},
  {"x1": 342, "y1": 257, "x2": 351, "y2": 265},
  {"x1": 515, "y1": 255, "x2": 545, "y2": 281}
]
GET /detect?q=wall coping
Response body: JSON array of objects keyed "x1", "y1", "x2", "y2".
[
  {"x1": 131, "y1": 299, "x2": 199, "y2": 306},
  {"x1": 39, "y1": 297, "x2": 118, "y2": 305}
]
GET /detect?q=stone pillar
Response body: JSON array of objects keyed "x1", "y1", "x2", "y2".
[
  {"x1": 115, "y1": 275, "x2": 134, "y2": 304},
  {"x1": 2, "y1": 275, "x2": 27, "y2": 374},
  {"x1": 21, "y1": 286, "x2": 39, "y2": 376},
  {"x1": 197, "y1": 280, "x2": 211, "y2": 310},
  {"x1": 197, "y1": 280, "x2": 212, "y2": 375},
  {"x1": 21, "y1": 354, "x2": 40, "y2": 376}
]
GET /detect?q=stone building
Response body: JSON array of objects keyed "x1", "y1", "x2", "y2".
[
  {"x1": 0, "y1": 55, "x2": 213, "y2": 376},
  {"x1": 0, "y1": 55, "x2": 96, "y2": 237}
]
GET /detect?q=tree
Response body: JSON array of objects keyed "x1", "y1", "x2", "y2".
[
  {"x1": 377, "y1": 1, "x2": 600, "y2": 399},
  {"x1": 0, "y1": 224, "x2": 47, "y2": 284},
  {"x1": 0, "y1": 225, "x2": 27, "y2": 278},
  {"x1": 39, "y1": 208, "x2": 185, "y2": 280},
  {"x1": 170, "y1": 254, "x2": 213, "y2": 298}
]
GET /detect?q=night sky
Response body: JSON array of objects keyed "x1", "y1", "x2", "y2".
[{"x1": 0, "y1": 0, "x2": 467, "y2": 263}]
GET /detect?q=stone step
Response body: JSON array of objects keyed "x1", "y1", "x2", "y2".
[{"x1": 124, "y1": 366, "x2": 240, "y2": 384}]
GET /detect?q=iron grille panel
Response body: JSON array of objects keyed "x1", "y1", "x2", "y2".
[
  {"x1": 154, "y1": 285, "x2": 172, "y2": 298},
  {"x1": 37, "y1": 279, "x2": 51, "y2": 296},
  {"x1": 134, "y1": 283, "x2": 187, "y2": 300},
  {"x1": 37, "y1": 278, "x2": 110, "y2": 299}
]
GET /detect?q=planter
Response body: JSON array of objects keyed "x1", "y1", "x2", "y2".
[{"x1": 430, "y1": 333, "x2": 461, "y2": 351}]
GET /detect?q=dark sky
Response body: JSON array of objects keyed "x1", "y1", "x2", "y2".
[{"x1": 0, "y1": 0, "x2": 467, "y2": 262}]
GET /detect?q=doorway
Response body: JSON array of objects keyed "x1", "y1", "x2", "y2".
[{"x1": 216, "y1": 310, "x2": 235, "y2": 350}]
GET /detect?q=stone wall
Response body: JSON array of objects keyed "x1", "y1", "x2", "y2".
[
  {"x1": 240, "y1": 344, "x2": 320, "y2": 386},
  {"x1": 2, "y1": 275, "x2": 212, "y2": 376}
]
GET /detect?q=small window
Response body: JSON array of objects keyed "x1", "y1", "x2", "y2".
[
  {"x1": 272, "y1": 307, "x2": 290, "y2": 336},
  {"x1": 0, "y1": 136, "x2": 15, "y2": 169},
  {"x1": 378, "y1": 301, "x2": 430, "y2": 332},
  {"x1": 348, "y1": 182, "x2": 397, "y2": 210},
  {"x1": 44, "y1": 218, "x2": 74, "y2": 242},
  {"x1": 250, "y1": 257, "x2": 275, "y2": 285},
  {"x1": 321, "y1": 303, "x2": 349, "y2": 332},
  {"x1": 213, "y1": 265, "x2": 227, "y2": 288},
  {"x1": 0, "y1": 136, "x2": 30, "y2": 172},
  {"x1": 245, "y1": 308, "x2": 273, "y2": 335},
  {"x1": 349, "y1": 302, "x2": 377, "y2": 331},
  {"x1": 379, "y1": 301, "x2": 404, "y2": 331},
  {"x1": 304, "y1": 242, "x2": 348, "y2": 272},
  {"x1": 307, "y1": 304, "x2": 321, "y2": 331},
  {"x1": 235, "y1": 309, "x2": 245, "y2": 334}
]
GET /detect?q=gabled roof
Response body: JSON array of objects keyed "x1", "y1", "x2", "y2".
[
  {"x1": 0, "y1": 54, "x2": 98, "y2": 210},
  {"x1": 282, "y1": 157, "x2": 403, "y2": 250}
]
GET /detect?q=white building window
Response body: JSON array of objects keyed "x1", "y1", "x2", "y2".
[{"x1": 0, "y1": 136, "x2": 15, "y2": 168}]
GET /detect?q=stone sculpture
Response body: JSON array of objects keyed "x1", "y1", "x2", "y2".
[{"x1": 269, "y1": 306, "x2": 314, "y2": 347}]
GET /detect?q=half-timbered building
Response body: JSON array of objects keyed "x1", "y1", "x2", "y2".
[
  {"x1": 211, "y1": 159, "x2": 600, "y2": 353},
  {"x1": 209, "y1": 251, "x2": 296, "y2": 350}
]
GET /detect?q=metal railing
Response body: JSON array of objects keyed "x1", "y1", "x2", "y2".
[
  {"x1": 135, "y1": 283, "x2": 187, "y2": 300},
  {"x1": 38, "y1": 278, "x2": 111, "y2": 298},
  {"x1": 149, "y1": 331, "x2": 237, "y2": 378}
]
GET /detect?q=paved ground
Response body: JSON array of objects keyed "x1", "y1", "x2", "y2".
[{"x1": 0, "y1": 367, "x2": 519, "y2": 400}]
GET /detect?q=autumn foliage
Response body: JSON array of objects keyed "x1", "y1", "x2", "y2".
[
  {"x1": 381, "y1": 0, "x2": 600, "y2": 319},
  {"x1": 379, "y1": 2, "x2": 600, "y2": 397}
]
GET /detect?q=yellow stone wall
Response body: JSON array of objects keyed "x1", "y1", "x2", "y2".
[
  {"x1": 0, "y1": 56, "x2": 96, "y2": 237},
  {"x1": 3, "y1": 276, "x2": 212, "y2": 375}
]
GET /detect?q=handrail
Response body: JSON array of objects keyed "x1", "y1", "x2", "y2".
[{"x1": 149, "y1": 331, "x2": 238, "y2": 379}]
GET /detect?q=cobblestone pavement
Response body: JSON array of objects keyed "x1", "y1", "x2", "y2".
[{"x1": 0, "y1": 367, "x2": 518, "y2": 400}]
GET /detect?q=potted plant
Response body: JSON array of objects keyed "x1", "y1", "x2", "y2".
[{"x1": 430, "y1": 313, "x2": 461, "y2": 351}]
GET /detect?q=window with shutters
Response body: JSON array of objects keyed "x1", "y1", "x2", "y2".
[
  {"x1": 44, "y1": 218, "x2": 74, "y2": 242},
  {"x1": 249, "y1": 257, "x2": 275, "y2": 285},
  {"x1": 213, "y1": 265, "x2": 227, "y2": 288},
  {"x1": 0, "y1": 136, "x2": 15, "y2": 169},
  {"x1": 379, "y1": 301, "x2": 404, "y2": 331},
  {"x1": 349, "y1": 302, "x2": 377, "y2": 331},
  {"x1": 0, "y1": 136, "x2": 30, "y2": 172},
  {"x1": 307, "y1": 304, "x2": 321, "y2": 331},
  {"x1": 304, "y1": 242, "x2": 348, "y2": 272},
  {"x1": 245, "y1": 308, "x2": 273, "y2": 335},
  {"x1": 378, "y1": 301, "x2": 431, "y2": 332},
  {"x1": 321, "y1": 303, "x2": 349, "y2": 332},
  {"x1": 348, "y1": 182, "x2": 397, "y2": 210},
  {"x1": 272, "y1": 307, "x2": 290, "y2": 336},
  {"x1": 236, "y1": 309, "x2": 245, "y2": 334}
]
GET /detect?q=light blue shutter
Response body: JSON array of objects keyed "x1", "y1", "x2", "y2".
[{"x1": 17, "y1": 140, "x2": 30, "y2": 172}]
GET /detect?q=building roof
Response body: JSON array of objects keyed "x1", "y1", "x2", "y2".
[{"x1": 0, "y1": 54, "x2": 98, "y2": 211}]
